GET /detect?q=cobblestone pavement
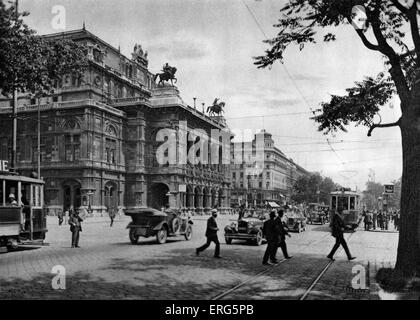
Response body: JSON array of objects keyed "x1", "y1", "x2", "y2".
[{"x1": 0, "y1": 215, "x2": 404, "y2": 299}]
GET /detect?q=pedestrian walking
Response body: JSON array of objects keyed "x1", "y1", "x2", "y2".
[
  {"x1": 69, "y1": 210, "x2": 83, "y2": 248},
  {"x1": 372, "y1": 211, "x2": 377, "y2": 230},
  {"x1": 58, "y1": 210, "x2": 64, "y2": 226},
  {"x1": 274, "y1": 210, "x2": 292, "y2": 260},
  {"x1": 378, "y1": 211, "x2": 384, "y2": 230},
  {"x1": 64, "y1": 210, "x2": 69, "y2": 225},
  {"x1": 394, "y1": 211, "x2": 400, "y2": 231},
  {"x1": 109, "y1": 206, "x2": 116, "y2": 227},
  {"x1": 327, "y1": 208, "x2": 356, "y2": 261},
  {"x1": 262, "y1": 211, "x2": 279, "y2": 265},
  {"x1": 383, "y1": 212, "x2": 389, "y2": 230},
  {"x1": 196, "y1": 209, "x2": 221, "y2": 258}
]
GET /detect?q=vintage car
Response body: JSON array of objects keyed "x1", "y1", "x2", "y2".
[
  {"x1": 284, "y1": 210, "x2": 307, "y2": 233},
  {"x1": 307, "y1": 210, "x2": 329, "y2": 225},
  {"x1": 307, "y1": 204, "x2": 330, "y2": 225},
  {"x1": 125, "y1": 208, "x2": 193, "y2": 244},
  {"x1": 224, "y1": 210, "x2": 267, "y2": 246}
]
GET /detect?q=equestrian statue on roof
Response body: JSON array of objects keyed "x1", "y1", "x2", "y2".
[{"x1": 154, "y1": 62, "x2": 177, "y2": 86}]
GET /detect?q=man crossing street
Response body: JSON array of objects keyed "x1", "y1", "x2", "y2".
[
  {"x1": 262, "y1": 211, "x2": 279, "y2": 265},
  {"x1": 196, "y1": 209, "x2": 221, "y2": 258},
  {"x1": 274, "y1": 210, "x2": 292, "y2": 260}
]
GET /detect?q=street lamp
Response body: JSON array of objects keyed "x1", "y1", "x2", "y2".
[{"x1": 87, "y1": 190, "x2": 94, "y2": 215}]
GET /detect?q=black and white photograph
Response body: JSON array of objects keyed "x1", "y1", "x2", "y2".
[{"x1": 0, "y1": 0, "x2": 419, "y2": 305}]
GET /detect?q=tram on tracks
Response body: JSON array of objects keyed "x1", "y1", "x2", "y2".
[
  {"x1": 330, "y1": 188, "x2": 362, "y2": 231},
  {"x1": 0, "y1": 161, "x2": 47, "y2": 251}
]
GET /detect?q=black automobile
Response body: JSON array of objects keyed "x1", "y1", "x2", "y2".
[
  {"x1": 125, "y1": 208, "x2": 193, "y2": 244},
  {"x1": 224, "y1": 210, "x2": 267, "y2": 246},
  {"x1": 285, "y1": 210, "x2": 307, "y2": 233}
]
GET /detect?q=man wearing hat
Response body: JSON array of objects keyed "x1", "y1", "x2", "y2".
[
  {"x1": 196, "y1": 209, "x2": 221, "y2": 258},
  {"x1": 274, "y1": 210, "x2": 292, "y2": 259},
  {"x1": 8, "y1": 194, "x2": 18, "y2": 206},
  {"x1": 262, "y1": 211, "x2": 280, "y2": 265},
  {"x1": 69, "y1": 209, "x2": 83, "y2": 248}
]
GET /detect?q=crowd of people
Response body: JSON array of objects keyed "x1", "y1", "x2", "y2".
[{"x1": 362, "y1": 210, "x2": 400, "y2": 231}]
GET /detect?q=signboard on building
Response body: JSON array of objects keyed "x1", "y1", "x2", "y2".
[
  {"x1": 0, "y1": 160, "x2": 9, "y2": 172},
  {"x1": 178, "y1": 184, "x2": 187, "y2": 193},
  {"x1": 384, "y1": 184, "x2": 394, "y2": 194}
]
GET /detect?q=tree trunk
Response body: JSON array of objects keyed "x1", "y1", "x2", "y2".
[{"x1": 395, "y1": 112, "x2": 420, "y2": 276}]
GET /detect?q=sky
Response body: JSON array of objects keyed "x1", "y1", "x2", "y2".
[{"x1": 18, "y1": 0, "x2": 403, "y2": 190}]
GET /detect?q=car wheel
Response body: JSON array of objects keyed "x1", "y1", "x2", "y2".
[
  {"x1": 225, "y1": 237, "x2": 232, "y2": 244},
  {"x1": 184, "y1": 225, "x2": 193, "y2": 241},
  {"x1": 156, "y1": 227, "x2": 168, "y2": 244},
  {"x1": 255, "y1": 230, "x2": 263, "y2": 246},
  {"x1": 129, "y1": 229, "x2": 139, "y2": 244}
]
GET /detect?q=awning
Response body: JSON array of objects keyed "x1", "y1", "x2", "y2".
[{"x1": 267, "y1": 202, "x2": 280, "y2": 208}]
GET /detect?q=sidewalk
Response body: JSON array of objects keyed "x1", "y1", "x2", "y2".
[{"x1": 47, "y1": 214, "x2": 130, "y2": 225}]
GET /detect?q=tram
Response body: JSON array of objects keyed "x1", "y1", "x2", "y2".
[
  {"x1": 330, "y1": 188, "x2": 362, "y2": 231},
  {"x1": 0, "y1": 165, "x2": 47, "y2": 251}
]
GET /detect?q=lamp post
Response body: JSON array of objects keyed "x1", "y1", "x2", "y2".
[
  {"x1": 11, "y1": 0, "x2": 19, "y2": 172},
  {"x1": 87, "y1": 190, "x2": 94, "y2": 215},
  {"x1": 37, "y1": 96, "x2": 41, "y2": 179}
]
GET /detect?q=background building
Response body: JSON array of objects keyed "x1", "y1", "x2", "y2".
[
  {"x1": 0, "y1": 28, "x2": 231, "y2": 216},
  {"x1": 230, "y1": 130, "x2": 309, "y2": 207}
]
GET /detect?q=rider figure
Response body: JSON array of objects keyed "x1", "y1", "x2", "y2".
[{"x1": 162, "y1": 63, "x2": 171, "y2": 76}]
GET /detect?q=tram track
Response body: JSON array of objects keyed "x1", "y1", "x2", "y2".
[
  {"x1": 211, "y1": 258, "x2": 288, "y2": 300},
  {"x1": 210, "y1": 229, "x2": 357, "y2": 301},
  {"x1": 299, "y1": 232, "x2": 356, "y2": 300},
  {"x1": 210, "y1": 229, "x2": 334, "y2": 300}
]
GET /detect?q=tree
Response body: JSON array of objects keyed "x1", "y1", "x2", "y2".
[
  {"x1": 388, "y1": 178, "x2": 402, "y2": 209},
  {"x1": 362, "y1": 181, "x2": 384, "y2": 210},
  {"x1": 254, "y1": 0, "x2": 420, "y2": 276},
  {"x1": 0, "y1": 1, "x2": 88, "y2": 98},
  {"x1": 292, "y1": 172, "x2": 337, "y2": 204}
]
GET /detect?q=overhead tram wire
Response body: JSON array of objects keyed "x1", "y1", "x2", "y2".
[{"x1": 241, "y1": 0, "x2": 347, "y2": 168}]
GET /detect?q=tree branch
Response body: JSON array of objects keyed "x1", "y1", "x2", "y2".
[
  {"x1": 391, "y1": 0, "x2": 410, "y2": 13},
  {"x1": 346, "y1": 17, "x2": 380, "y2": 51},
  {"x1": 408, "y1": 5, "x2": 420, "y2": 64},
  {"x1": 367, "y1": 118, "x2": 401, "y2": 136},
  {"x1": 368, "y1": 7, "x2": 411, "y2": 107},
  {"x1": 356, "y1": 30, "x2": 381, "y2": 51}
]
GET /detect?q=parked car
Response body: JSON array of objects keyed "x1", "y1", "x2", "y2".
[
  {"x1": 125, "y1": 208, "x2": 193, "y2": 244},
  {"x1": 224, "y1": 210, "x2": 267, "y2": 246},
  {"x1": 285, "y1": 210, "x2": 307, "y2": 233}
]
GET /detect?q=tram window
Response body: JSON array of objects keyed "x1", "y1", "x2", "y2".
[
  {"x1": 350, "y1": 197, "x2": 355, "y2": 210},
  {"x1": 338, "y1": 197, "x2": 349, "y2": 210},
  {"x1": 0, "y1": 179, "x2": 4, "y2": 206},
  {"x1": 32, "y1": 185, "x2": 42, "y2": 208},
  {"x1": 5, "y1": 182, "x2": 18, "y2": 205},
  {"x1": 21, "y1": 183, "x2": 30, "y2": 205},
  {"x1": 331, "y1": 196, "x2": 337, "y2": 210}
]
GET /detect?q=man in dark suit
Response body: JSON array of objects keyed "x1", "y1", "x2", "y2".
[
  {"x1": 274, "y1": 210, "x2": 292, "y2": 260},
  {"x1": 327, "y1": 208, "x2": 356, "y2": 261},
  {"x1": 69, "y1": 210, "x2": 83, "y2": 248},
  {"x1": 196, "y1": 209, "x2": 221, "y2": 258},
  {"x1": 262, "y1": 211, "x2": 279, "y2": 265}
]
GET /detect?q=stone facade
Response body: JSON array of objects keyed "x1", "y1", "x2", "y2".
[
  {"x1": 0, "y1": 29, "x2": 231, "y2": 216},
  {"x1": 230, "y1": 130, "x2": 309, "y2": 207}
]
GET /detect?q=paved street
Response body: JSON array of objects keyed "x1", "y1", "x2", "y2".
[{"x1": 0, "y1": 214, "x2": 400, "y2": 300}]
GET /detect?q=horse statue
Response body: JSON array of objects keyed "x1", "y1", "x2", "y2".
[
  {"x1": 207, "y1": 98, "x2": 225, "y2": 116},
  {"x1": 154, "y1": 63, "x2": 177, "y2": 86}
]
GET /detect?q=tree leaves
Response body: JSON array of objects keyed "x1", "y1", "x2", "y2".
[
  {"x1": 311, "y1": 72, "x2": 395, "y2": 134},
  {"x1": 255, "y1": 0, "x2": 415, "y2": 133},
  {"x1": 0, "y1": 2, "x2": 88, "y2": 97}
]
